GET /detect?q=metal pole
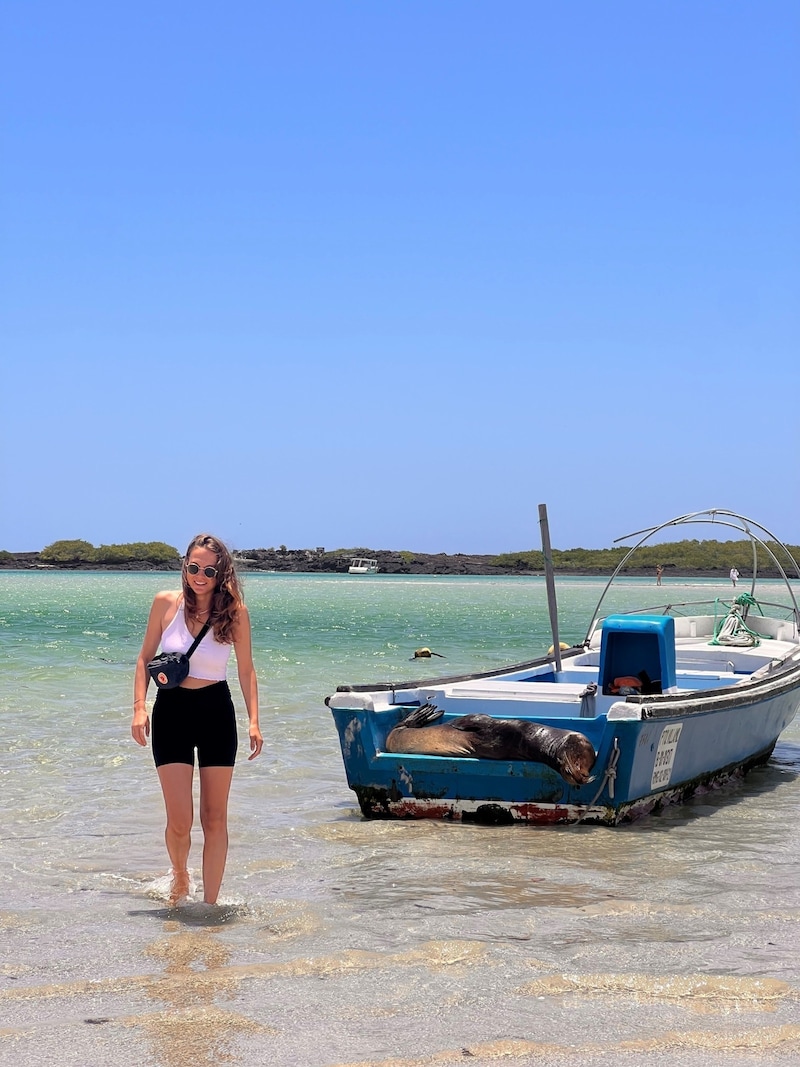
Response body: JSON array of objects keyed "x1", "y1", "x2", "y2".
[{"x1": 538, "y1": 503, "x2": 562, "y2": 673}]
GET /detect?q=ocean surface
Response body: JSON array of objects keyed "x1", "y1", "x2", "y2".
[{"x1": 1, "y1": 571, "x2": 799, "y2": 1067}]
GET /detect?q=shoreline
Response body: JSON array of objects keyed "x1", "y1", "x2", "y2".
[{"x1": 0, "y1": 549, "x2": 762, "y2": 579}]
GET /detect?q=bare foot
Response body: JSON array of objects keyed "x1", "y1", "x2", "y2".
[{"x1": 169, "y1": 868, "x2": 190, "y2": 904}]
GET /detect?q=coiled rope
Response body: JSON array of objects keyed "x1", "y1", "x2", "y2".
[{"x1": 710, "y1": 593, "x2": 762, "y2": 647}]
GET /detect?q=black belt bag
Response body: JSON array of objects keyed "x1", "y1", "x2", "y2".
[{"x1": 147, "y1": 620, "x2": 211, "y2": 689}]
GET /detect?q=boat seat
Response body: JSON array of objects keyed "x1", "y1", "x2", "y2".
[
  {"x1": 675, "y1": 668, "x2": 738, "y2": 679},
  {"x1": 442, "y1": 680, "x2": 591, "y2": 704},
  {"x1": 674, "y1": 673, "x2": 739, "y2": 691}
]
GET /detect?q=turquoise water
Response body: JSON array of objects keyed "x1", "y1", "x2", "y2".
[{"x1": 1, "y1": 572, "x2": 799, "y2": 1066}]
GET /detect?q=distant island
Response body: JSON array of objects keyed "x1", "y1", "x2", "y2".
[{"x1": 1, "y1": 538, "x2": 798, "y2": 578}]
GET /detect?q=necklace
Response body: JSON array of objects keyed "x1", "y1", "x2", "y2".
[{"x1": 194, "y1": 608, "x2": 211, "y2": 617}]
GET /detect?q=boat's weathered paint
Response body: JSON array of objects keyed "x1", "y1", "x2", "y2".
[{"x1": 347, "y1": 750, "x2": 774, "y2": 826}]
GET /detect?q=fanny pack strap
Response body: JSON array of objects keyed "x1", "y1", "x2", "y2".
[{"x1": 185, "y1": 620, "x2": 212, "y2": 659}]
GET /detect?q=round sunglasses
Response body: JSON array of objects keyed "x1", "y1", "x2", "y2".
[{"x1": 186, "y1": 562, "x2": 219, "y2": 578}]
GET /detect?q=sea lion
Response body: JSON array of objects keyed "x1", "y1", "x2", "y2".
[
  {"x1": 413, "y1": 647, "x2": 445, "y2": 659},
  {"x1": 385, "y1": 704, "x2": 596, "y2": 786}
]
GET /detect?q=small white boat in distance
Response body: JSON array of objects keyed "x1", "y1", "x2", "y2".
[{"x1": 348, "y1": 557, "x2": 379, "y2": 574}]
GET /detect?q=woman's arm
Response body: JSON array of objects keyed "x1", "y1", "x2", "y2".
[
  {"x1": 131, "y1": 591, "x2": 175, "y2": 747},
  {"x1": 233, "y1": 604, "x2": 263, "y2": 760}
]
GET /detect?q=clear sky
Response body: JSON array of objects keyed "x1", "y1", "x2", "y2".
[{"x1": 1, "y1": 1, "x2": 798, "y2": 555}]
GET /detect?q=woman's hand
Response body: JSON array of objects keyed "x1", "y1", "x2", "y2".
[
  {"x1": 248, "y1": 724, "x2": 263, "y2": 760},
  {"x1": 131, "y1": 707, "x2": 150, "y2": 747}
]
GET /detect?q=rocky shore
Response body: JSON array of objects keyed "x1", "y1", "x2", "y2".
[
  {"x1": 0, "y1": 548, "x2": 729, "y2": 578},
  {"x1": 0, "y1": 548, "x2": 517, "y2": 575},
  {"x1": 234, "y1": 548, "x2": 522, "y2": 575}
]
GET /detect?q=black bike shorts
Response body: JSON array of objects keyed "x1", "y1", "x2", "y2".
[{"x1": 151, "y1": 681, "x2": 238, "y2": 768}]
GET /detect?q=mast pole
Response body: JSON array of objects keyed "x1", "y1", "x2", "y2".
[{"x1": 538, "y1": 503, "x2": 562, "y2": 673}]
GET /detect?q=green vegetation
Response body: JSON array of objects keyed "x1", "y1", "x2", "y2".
[
  {"x1": 95, "y1": 541, "x2": 180, "y2": 565},
  {"x1": 40, "y1": 540, "x2": 180, "y2": 565},
  {"x1": 40, "y1": 539, "x2": 97, "y2": 564},
  {"x1": 490, "y1": 538, "x2": 800, "y2": 574}
]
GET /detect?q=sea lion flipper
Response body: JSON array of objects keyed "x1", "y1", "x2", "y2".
[{"x1": 397, "y1": 703, "x2": 443, "y2": 729}]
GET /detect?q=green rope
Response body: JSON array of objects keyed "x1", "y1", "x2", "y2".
[
  {"x1": 735, "y1": 591, "x2": 762, "y2": 615},
  {"x1": 710, "y1": 595, "x2": 762, "y2": 647}
]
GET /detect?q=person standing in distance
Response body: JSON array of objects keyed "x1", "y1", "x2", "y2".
[
  {"x1": 131, "y1": 534, "x2": 263, "y2": 904},
  {"x1": 730, "y1": 567, "x2": 740, "y2": 589}
]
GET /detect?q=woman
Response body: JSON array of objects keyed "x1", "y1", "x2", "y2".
[{"x1": 132, "y1": 534, "x2": 263, "y2": 904}]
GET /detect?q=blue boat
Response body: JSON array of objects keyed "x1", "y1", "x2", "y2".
[{"x1": 327, "y1": 509, "x2": 800, "y2": 825}]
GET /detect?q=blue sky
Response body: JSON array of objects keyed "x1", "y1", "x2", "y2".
[{"x1": 1, "y1": 1, "x2": 798, "y2": 554}]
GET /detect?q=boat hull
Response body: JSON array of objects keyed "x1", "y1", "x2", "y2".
[
  {"x1": 345, "y1": 745, "x2": 775, "y2": 826},
  {"x1": 329, "y1": 679, "x2": 800, "y2": 825}
]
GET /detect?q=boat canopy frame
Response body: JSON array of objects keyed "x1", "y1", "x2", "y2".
[{"x1": 584, "y1": 508, "x2": 800, "y2": 645}]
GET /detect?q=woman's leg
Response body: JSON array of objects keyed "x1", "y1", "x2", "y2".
[
  {"x1": 198, "y1": 765, "x2": 235, "y2": 903},
  {"x1": 157, "y1": 762, "x2": 195, "y2": 902}
]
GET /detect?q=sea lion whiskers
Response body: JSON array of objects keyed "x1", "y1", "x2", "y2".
[
  {"x1": 560, "y1": 754, "x2": 596, "y2": 786},
  {"x1": 556, "y1": 732, "x2": 597, "y2": 786}
]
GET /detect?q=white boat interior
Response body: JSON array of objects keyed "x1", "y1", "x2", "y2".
[
  {"x1": 433, "y1": 619, "x2": 799, "y2": 716},
  {"x1": 330, "y1": 608, "x2": 800, "y2": 728}
]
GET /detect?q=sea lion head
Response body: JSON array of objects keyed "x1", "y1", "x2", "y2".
[{"x1": 557, "y1": 732, "x2": 597, "y2": 786}]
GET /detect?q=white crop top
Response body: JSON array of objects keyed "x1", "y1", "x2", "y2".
[{"x1": 160, "y1": 605, "x2": 232, "y2": 681}]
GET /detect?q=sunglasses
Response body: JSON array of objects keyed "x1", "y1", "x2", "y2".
[{"x1": 186, "y1": 562, "x2": 219, "y2": 579}]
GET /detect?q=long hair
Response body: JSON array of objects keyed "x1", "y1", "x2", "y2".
[{"x1": 181, "y1": 533, "x2": 243, "y2": 644}]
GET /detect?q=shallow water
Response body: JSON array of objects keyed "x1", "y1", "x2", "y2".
[{"x1": 1, "y1": 572, "x2": 799, "y2": 1066}]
